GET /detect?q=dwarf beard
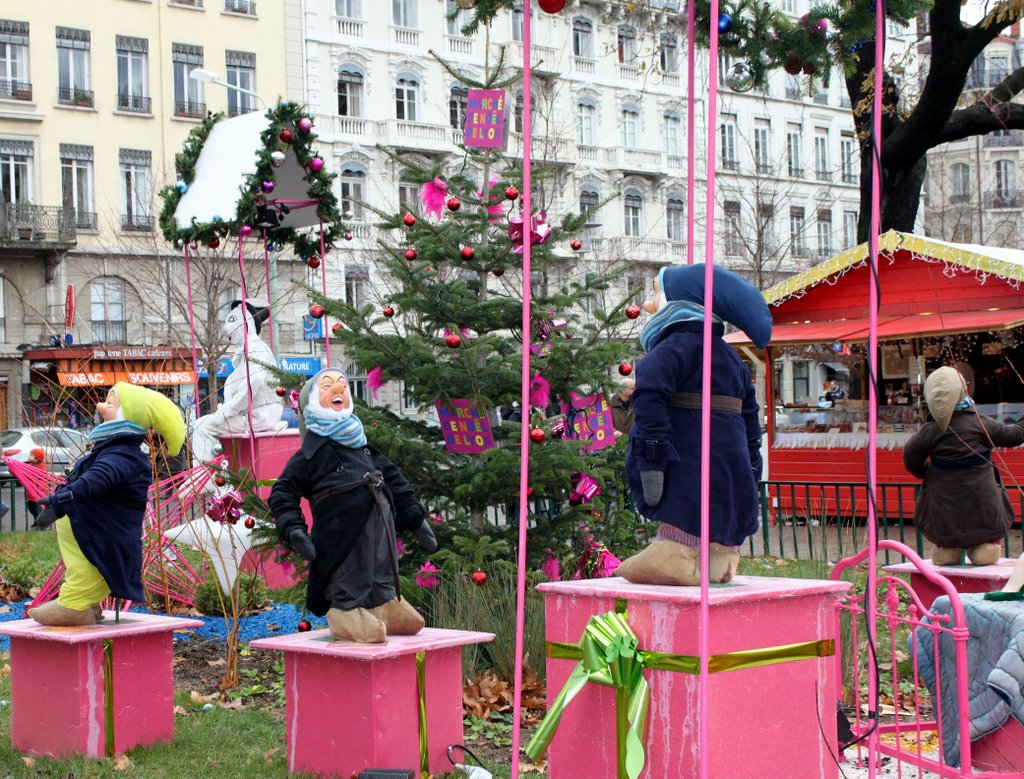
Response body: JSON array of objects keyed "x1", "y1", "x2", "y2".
[{"x1": 307, "y1": 391, "x2": 353, "y2": 421}]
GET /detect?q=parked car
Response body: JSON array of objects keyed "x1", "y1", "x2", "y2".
[{"x1": 0, "y1": 427, "x2": 90, "y2": 479}]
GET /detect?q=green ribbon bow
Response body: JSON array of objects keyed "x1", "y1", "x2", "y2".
[{"x1": 526, "y1": 610, "x2": 834, "y2": 779}]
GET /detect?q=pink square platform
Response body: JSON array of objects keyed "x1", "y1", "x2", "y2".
[
  {"x1": 250, "y1": 626, "x2": 494, "y2": 777},
  {"x1": 0, "y1": 612, "x2": 203, "y2": 758},
  {"x1": 537, "y1": 575, "x2": 851, "y2": 779},
  {"x1": 883, "y1": 559, "x2": 1014, "y2": 610}
]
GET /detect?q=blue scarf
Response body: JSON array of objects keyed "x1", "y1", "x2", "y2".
[
  {"x1": 89, "y1": 419, "x2": 146, "y2": 445},
  {"x1": 303, "y1": 411, "x2": 367, "y2": 448},
  {"x1": 639, "y1": 300, "x2": 721, "y2": 352},
  {"x1": 954, "y1": 396, "x2": 975, "y2": 412}
]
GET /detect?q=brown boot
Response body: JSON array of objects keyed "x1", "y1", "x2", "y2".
[
  {"x1": 931, "y1": 546, "x2": 964, "y2": 566},
  {"x1": 92, "y1": 604, "x2": 104, "y2": 622},
  {"x1": 371, "y1": 597, "x2": 425, "y2": 636},
  {"x1": 27, "y1": 599, "x2": 98, "y2": 627},
  {"x1": 617, "y1": 540, "x2": 699, "y2": 586},
  {"x1": 967, "y1": 542, "x2": 1001, "y2": 566},
  {"x1": 709, "y1": 544, "x2": 740, "y2": 583},
  {"x1": 326, "y1": 607, "x2": 386, "y2": 643}
]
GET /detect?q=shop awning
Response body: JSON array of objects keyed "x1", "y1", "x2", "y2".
[
  {"x1": 58, "y1": 370, "x2": 197, "y2": 387},
  {"x1": 725, "y1": 308, "x2": 1024, "y2": 346}
]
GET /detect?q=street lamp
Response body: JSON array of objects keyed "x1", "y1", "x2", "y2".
[{"x1": 189, "y1": 67, "x2": 267, "y2": 110}]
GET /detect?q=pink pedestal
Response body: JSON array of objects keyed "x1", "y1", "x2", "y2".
[
  {"x1": 250, "y1": 627, "x2": 494, "y2": 778},
  {"x1": 973, "y1": 716, "x2": 1024, "y2": 772},
  {"x1": 0, "y1": 612, "x2": 203, "y2": 758},
  {"x1": 883, "y1": 559, "x2": 1014, "y2": 610},
  {"x1": 220, "y1": 430, "x2": 309, "y2": 589},
  {"x1": 537, "y1": 576, "x2": 851, "y2": 779}
]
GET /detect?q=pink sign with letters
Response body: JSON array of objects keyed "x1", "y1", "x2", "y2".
[
  {"x1": 464, "y1": 89, "x2": 507, "y2": 149},
  {"x1": 559, "y1": 393, "x2": 615, "y2": 453},
  {"x1": 435, "y1": 399, "x2": 497, "y2": 453}
]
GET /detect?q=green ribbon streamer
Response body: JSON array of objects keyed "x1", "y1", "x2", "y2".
[
  {"x1": 415, "y1": 650, "x2": 428, "y2": 779},
  {"x1": 103, "y1": 638, "x2": 115, "y2": 758},
  {"x1": 525, "y1": 611, "x2": 835, "y2": 779}
]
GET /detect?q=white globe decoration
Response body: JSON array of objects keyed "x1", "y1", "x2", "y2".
[
  {"x1": 270, "y1": 150, "x2": 287, "y2": 167},
  {"x1": 726, "y1": 62, "x2": 756, "y2": 93}
]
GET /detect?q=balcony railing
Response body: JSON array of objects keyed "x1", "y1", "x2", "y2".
[
  {"x1": 791, "y1": 245, "x2": 810, "y2": 259},
  {"x1": 984, "y1": 190, "x2": 1024, "y2": 209},
  {"x1": 318, "y1": 115, "x2": 372, "y2": 140},
  {"x1": 336, "y1": 15, "x2": 365, "y2": 36},
  {"x1": 788, "y1": 167, "x2": 804, "y2": 178},
  {"x1": 607, "y1": 147, "x2": 665, "y2": 175},
  {"x1": 722, "y1": 159, "x2": 740, "y2": 171},
  {"x1": 618, "y1": 63, "x2": 640, "y2": 81},
  {"x1": 171, "y1": 0, "x2": 204, "y2": 6},
  {"x1": 393, "y1": 26, "x2": 421, "y2": 47},
  {"x1": 841, "y1": 172, "x2": 858, "y2": 184},
  {"x1": 446, "y1": 35, "x2": 473, "y2": 56},
  {"x1": 0, "y1": 79, "x2": 32, "y2": 100},
  {"x1": 75, "y1": 211, "x2": 97, "y2": 230},
  {"x1": 984, "y1": 130, "x2": 1024, "y2": 147},
  {"x1": 578, "y1": 144, "x2": 600, "y2": 162},
  {"x1": 224, "y1": 0, "x2": 256, "y2": 13},
  {"x1": 502, "y1": 42, "x2": 561, "y2": 75},
  {"x1": 0, "y1": 204, "x2": 77, "y2": 243},
  {"x1": 58, "y1": 87, "x2": 94, "y2": 107},
  {"x1": 816, "y1": 169, "x2": 831, "y2": 182},
  {"x1": 948, "y1": 193, "x2": 971, "y2": 204},
  {"x1": 117, "y1": 93, "x2": 151, "y2": 113},
  {"x1": 661, "y1": 72, "x2": 680, "y2": 88},
  {"x1": 228, "y1": 104, "x2": 257, "y2": 117},
  {"x1": 573, "y1": 56, "x2": 597, "y2": 75},
  {"x1": 121, "y1": 213, "x2": 154, "y2": 232},
  {"x1": 380, "y1": 119, "x2": 451, "y2": 152},
  {"x1": 785, "y1": 87, "x2": 802, "y2": 100},
  {"x1": 174, "y1": 100, "x2": 206, "y2": 118},
  {"x1": 813, "y1": 93, "x2": 828, "y2": 105},
  {"x1": 91, "y1": 320, "x2": 128, "y2": 344}
]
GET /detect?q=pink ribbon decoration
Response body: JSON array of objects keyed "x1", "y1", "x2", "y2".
[
  {"x1": 419, "y1": 177, "x2": 448, "y2": 219},
  {"x1": 509, "y1": 211, "x2": 550, "y2": 254},
  {"x1": 541, "y1": 548, "x2": 561, "y2": 581},
  {"x1": 206, "y1": 489, "x2": 244, "y2": 524},
  {"x1": 289, "y1": 389, "x2": 300, "y2": 412},
  {"x1": 568, "y1": 472, "x2": 602, "y2": 506},
  {"x1": 367, "y1": 366, "x2": 383, "y2": 400},
  {"x1": 594, "y1": 547, "x2": 622, "y2": 578},
  {"x1": 477, "y1": 176, "x2": 505, "y2": 222}
]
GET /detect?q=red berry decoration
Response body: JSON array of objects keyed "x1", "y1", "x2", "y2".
[
  {"x1": 538, "y1": 0, "x2": 567, "y2": 11},
  {"x1": 215, "y1": 476, "x2": 227, "y2": 487},
  {"x1": 460, "y1": 246, "x2": 475, "y2": 260},
  {"x1": 530, "y1": 428, "x2": 546, "y2": 444},
  {"x1": 470, "y1": 571, "x2": 488, "y2": 586},
  {"x1": 783, "y1": 57, "x2": 803, "y2": 76},
  {"x1": 492, "y1": 268, "x2": 505, "y2": 277},
  {"x1": 447, "y1": 197, "x2": 461, "y2": 212},
  {"x1": 244, "y1": 517, "x2": 256, "y2": 529},
  {"x1": 625, "y1": 304, "x2": 641, "y2": 320},
  {"x1": 208, "y1": 237, "x2": 220, "y2": 249},
  {"x1": 445, "y1": 333, "x2": 462, "y2": 349},
  {"x1": 309, "y1": 304, "x2": 325, "y2": 319},
  {"x1": 570, "y1": 239, "x2": 582, "y2": 251},
  {"x1": 297, "y1": 619, "x2": 312, "y2": 632},
  {"x1": 619, "y1": 363, "x2": 633, "y2": 376},
  {"x1": 504, "y1": 185, "x2": 519, "y2": 201},
  {"x1": 403, "y1": 213, "x2": 417, "y2": 227},
  {"x1": 307, "y1": 256, "x2": 321, "y2": 269},
  {"x1": 383, "y1": 305, "x2": 395, "y2": 317},
  {"x1": 405, "y1": 249, "x2": 417, "y2": 261},
  {"x1": 332, "y1": 323, "x2": 344, "y2": 335}
]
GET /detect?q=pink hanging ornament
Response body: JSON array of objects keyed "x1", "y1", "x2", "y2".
[
  {"x1": 367, "y1": 366, "x2": 383, "y2": 400},
  {"x1": 594, "y1": 547, "x2": 622, "y2": 578},
  {"x1": 419, "y1": 177, "x2": 449, "y2": 219},
  {"x1": 568, "y1": 472, "x2": 602, "y2": 505},
  {"x1": 476, "y1": 176, "x2": 505, "y2": 223},
  {"x1": 541, "y1": 548, "x2": 561, "y2": 581},
  {"x1": 529, "y1": 372, "x2": 551, "y2": 410},
  {"x1": 509, "y1": 211, "x2": 551, "y2": 254},
  {"x1": 206, "y1": 489, "x2": 244, "y2": 524}
]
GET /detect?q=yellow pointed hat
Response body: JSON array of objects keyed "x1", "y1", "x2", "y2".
[
  {"x1": 115, "y1": 382, "x2": 187, "y2": 455},
  {"x1": 923, "y1": 367, "x2": 967, "y2": 432}
]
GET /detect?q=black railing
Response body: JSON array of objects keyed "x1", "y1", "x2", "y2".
[
  {"x1": 117, "y1": 93, "x2": 151, "y2": 113},
  {"x1": 58, "y1": 87, "x2": 94, "y2": 107},
  {"x1": 174, "y1": 100, "x2": 206, "y2": 118},
  {"x1": 721, "y1": 159, "x2": 740, "y2": 171},
  {"x1": 841, "y1": 172, "x2": 857, "y2": 184},
  {"x1": 984, "y1": 190, "x2": 1024, "y2": 209},
  {"x1": 949, "y1": 193, "x2": 971, "y2": 204},
  {"x1": 91, "y1": 320, "x2": 128, "y2": 343},
  {"x1": 225, "y1": 0, "x2": 256, "y2": 12},
  {"x1": 228, "y1": 104, "x2": 257, "y2": 117},
  {"x1": 816, "y1": 169, "x2": 831, "y2": 182},
  {"x1": 0, "y1": 79, "x2": 32, "y2": 100},
  {"x1": 0, "y1": 204, "x2": 77, "y2": 243},
  {"x1": 121, "y1": 213, "x2": 154, "y2": 232},
  {"x1": 788, "y1": 166, "x2": 803, "y2": 178},
  {"x1": 75, "y1": 211, "x2": 97, "y2": 230},
  {"x1": 171, "y1": 0, "x2": 204, "y2": 5}
]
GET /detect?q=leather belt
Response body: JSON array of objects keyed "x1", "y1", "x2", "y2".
[{"x1": 670, "y1": 392, "x2": 743, "y2": 414}]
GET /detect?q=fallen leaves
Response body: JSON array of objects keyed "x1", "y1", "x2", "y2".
[
  {"x1": 112, "y1": 753, "x2": 134, "y2": 771},
  {"x1": 264, "y1": 747, "x2": 279, "y2": 765},
  {"x1": 462, "y1": 669, "x2": 546, "y2": 724}
]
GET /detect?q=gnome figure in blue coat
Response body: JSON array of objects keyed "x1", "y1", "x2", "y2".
[
  {"x1": 27, "y1": 383, "x2": 186, "y2": 626},
  {"x1": 269, "y1": 367, "x2": 437, "y2": 643},
  {"x1": 617, "y1": 264, "x2": 772, "y2": 586}
]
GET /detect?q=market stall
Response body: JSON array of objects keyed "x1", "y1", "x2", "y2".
[{"x1": 727, "y1": 231, "x2": 1024, "y2": 522}]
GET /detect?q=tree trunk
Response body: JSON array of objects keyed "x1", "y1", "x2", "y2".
[{"x1": 858, "y1": 150, "x2": 928, "y2": 240}]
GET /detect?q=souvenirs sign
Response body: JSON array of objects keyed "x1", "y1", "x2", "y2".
[
  {"x1": 464, "y1": 89, "x2": 507, "y2": 150},
  {"x1": 560, "y1": 393, "x2": 616, "y2": 453},
  {"x1": 435, "y1": 399, "x2": 496, "y2": 453}
]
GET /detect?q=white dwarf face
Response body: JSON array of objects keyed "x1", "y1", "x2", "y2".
[
  {"x1": 308, "y1": 370, "x2": 353, "y2": 420},
  {"x1": 222, "y1": 306, "x2": 255, "y2": 346},
  {"x1": 97, "y1": 386, "x2": 122, "y2": 422},
  {"x1": 642, "y1": 278, "x2": 666, "y2": 314}
]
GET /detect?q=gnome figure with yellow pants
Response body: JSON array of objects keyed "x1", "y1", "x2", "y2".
[
  {"x1": 269, "y1": 367, "x2": 436, "y2": 643},
  {"x1": 27, "y1": 383, "x2": 186, "y2": 626}
]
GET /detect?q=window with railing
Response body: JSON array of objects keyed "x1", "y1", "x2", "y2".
[
  {"x1": 754, "y1": 120, "x2": 770, "y2": 174},
  {"x1": 392, "y1": 0, "x2": 417, "y2": 28},
  {"x1": 336, "y1": 0, "x2": 362, "y2": 17},
  {"x1": 339, "y1": 165, "x2": 365, "y2": 221},
  {"x1": 395, "y1": 75, "x2": 418, "y2": 120},
  {"x1": 814, "y1": 129, "x2": 829, "y2": 181},
  {"x1": 995, "y1": 159, "x2": 1015, "y2": 199},
  {"x1": 620, "y1": 106, "x2": 639, "y2": 147},
  {"x1": 576, "y1": 100, "x2": 596, "y2": 146},
  {"x1": 662, "y1": 112, "x2": 681, "y2": 155},
  {"x1": 449, "y1": 85, "x2": 468, "y2": 130},
  {"x1": 116, "y1": 35, "x2": 149, "y2": 113},
  {"x1": 843, "y1": 210, "x2": 858, "y2": 249},
  {"x1": 617, "y1": 26, "x2": 638, "y2": 63},
  {"x1": 225, "y1": 0, "x2": 256, "y2": 14},
  {"x1": 0, "y1": 20, "x2": 31, "y2": 100},
  {"x1": 790, "y1": 206, "x2": 807, "y2": 257},
  {"x1": 723, "y1": 200, "x2": 742, "y2": 255},
  {"x1": 580, "y1": 188, "x2": 601, "y2": 246},
  {"x1": 840, "y1": 134, "x2": 857, "y2": 184},
  {"x1": 816, "y1": 209, "x2": 833, "y2": 259},
  {"x1": 337, "y1": 65, "x2": 363, "y2": 117},
  {"x1": 666, "y1": 196, "x2": 685, "y2": 241},
  {"x1": 787, "y1": 126, "x2": 802, "y2": 177},
  {"x1": 172, "y1": 43, "x2": 204, "y2": 117},
  {"x1": 119, "y1": 148, "x2": 152, "y2": 231},
  {"x1": 56, "y1": 26, "x2": 92, "y2": 107},
  {"x1": 950, "y1": 162, "x2": 971, "y2": 203},
  {"x1": 572, "y1": 17, "x2": 593, "y2": 57},
  {"x1": 721, "y1": 115, "x2": 738, "y2": 170},
  {"x1": 61, "y1": 144, "x2": 95, "y2": 231},
  {"x1": 0, "y1": 138, "x2": 33, "y2": 206},
  {"x1": 226, "y1": 50, "x2": 256, "y2": 116},
  {"x1": 91, "y1": 277, "x2": 127, "y2": 344},
  {"x1": 345, "y1": 266, "x2": 368, "y2": 308},
  {"x1": 785, "y1": 74, "x2": 801, "y2": 100},
  {"x1": 623, "y1": 189, "x2": 643, "y2": 237},
  {"x1": 659, "y1": 33, "x2": 678, "y2": 73}
]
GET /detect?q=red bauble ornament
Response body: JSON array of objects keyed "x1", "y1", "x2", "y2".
[
  {"x1": 244, "y1": 517, "x2": 256, "y2": 529},
  {"x1": 492, "y1": 268, "x2": 505, "y2": 277},
  {"x1": 403, "y1": 213, "x2": 417, "y2": 226},
  {"x1": 309, "y1": 304, "x2": 325, "y2": 319},
  {"x1": 279, "y1": 129, "x2": 294, "y2": 143},
  {"x1": 447, "y1": 197, "x2": 461, "y2": 212},
  {"x1": 209, "y1": 237, "x2": 220, "y2": 249},
  {"x1": 332, "y1": 323, "x2": 344, "y2": 335},
  {"x1": 802, "y1": 61, "x2": 817, "y2": 76},
  {"x1": 529, "y1": 428, "x2": 546, "y2": 443},
  {"x1": 383, "y1": 305, "x2": 395, "y2": 317},
  {"x1": 538, "y1": 0, "x2": 567, "y2": 12},
  {"x1": 445, "y1": 333, "x2": 462, "y2": 349},
  {"x1": 275, "y1": 386, "x2": 287, "y2": 397},
  {"x1": 215, "y1": 476, "x2": 227, "y2": 487},
  {"x1": 297, "y1": 619, "x2": 312, "y2": 632},
  {"x1": 307, "y1": 256, "x2": 321, "y2": 269},
  {"x1": 783, "y1": 57, "x2": 803, "y2": 75},
  {"x1": 526, "y1": 486, "x2": 535, "y2": 497},
  {"x1": 460, "y1": 246, "x2": 475, "y2": 260},
  {"x1": 504, "y1": 185, "x2": 519, "y2": 201},
  {"x1": 618, "y1": 363, "x2": 633, "y2": 376},
  {"x1": 405, "y1": 249, "x2": 417, "y2": 261},
  {"x1": 570, "y1": 239, "x2": 582, "y2": 251},
  {"x1": 470, "y1": 571, "x2": 488, "y2": 586},
  {"x1": 625, "y1": 304, "x2": 641, "y2": 320}
]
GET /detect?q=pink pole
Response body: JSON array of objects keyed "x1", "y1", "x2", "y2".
[
  {"x1": 262, "y1": 231, "x2": 276, "y2": 358},
  {"x1": 319, "y1": 219, "x2": 331, "y2": 369},
  {"x1": 866, "y1": 5, "x2": 885, "y2": 776},
  {"x1": 509, "y1": 3, "x2": 534, "y2": 775},
  {"x1": 184, "y1": 245, "x2": 203, "y2": 420},
  {"x1": 236, "y1": 237, "x2": 258, "y2": 459},
  {"x1": 686, "y1": 0, "x2": 696, "y2": 266}
]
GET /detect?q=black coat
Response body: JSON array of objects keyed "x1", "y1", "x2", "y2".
[{"x1": 269, "y1": 433, "x2": 426, "y2": 616}]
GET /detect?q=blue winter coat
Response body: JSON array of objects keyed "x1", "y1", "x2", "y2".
[
  {"x1": 49, "y1": 434, "x2": 152, "y2": 602},
  {"x1": 625, "y1": 320, "x2": 762, "y2": 547}
]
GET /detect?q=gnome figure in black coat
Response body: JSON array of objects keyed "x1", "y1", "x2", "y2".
[{"x1": 269, "y1": 367, "x2": 437, "y2": 643}]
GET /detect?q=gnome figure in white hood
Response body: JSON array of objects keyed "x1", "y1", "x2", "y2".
[{"x1": 269, "y1": 367, "x2": 437, "y2": 643}]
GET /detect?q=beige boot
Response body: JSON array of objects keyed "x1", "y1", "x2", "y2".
[
  {"x1": 967, "y1": 542, "x2": 1001, "y2": 566},
  {"x1": 27, "y1": 599, "x2": 98, "y2": 627},
  {"x1": 92, "y1": 604, "x2": 104, "y2": 622},
  {"x1": 931, "y1": 546, "x2": 964, "y2": 566},
  {"x1": 709, "y1": 544, "x2": 741, "y2": 583},
  {"x1": 371, "y1": 597, "x2": 425, "y2": 636},
  {"x1": 326, "y1": 607, "x2": 386, "y2": 643},
  {"x1": 617, "y1": 540, "x2": 700, "y2": 586}
]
